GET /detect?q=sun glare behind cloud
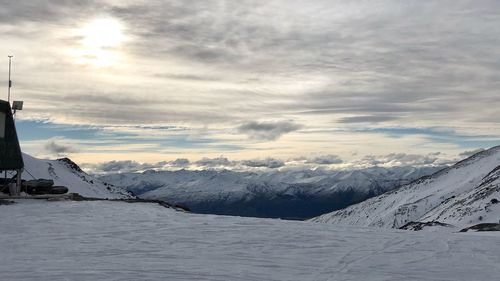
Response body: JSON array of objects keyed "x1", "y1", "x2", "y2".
[
  {"x1": 74, "y1": 18, "x2": 126, "y2": 67},
  {"x1": 81, "y1": 18, "x2": 125, "y2": 48}
]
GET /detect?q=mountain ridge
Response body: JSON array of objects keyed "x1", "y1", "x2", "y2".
[
  {"x1": 20, "y1": 153, "x2": 132, "y2": 199},
  {"x1": 101, "y1": 165, "x2": 443, "y2": 219},
  {"x1": 311, "y1": 146, "x2": 500, "y2": 229}
]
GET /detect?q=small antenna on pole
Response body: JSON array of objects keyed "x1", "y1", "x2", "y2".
[{"x1": 8, "y1": 55, "x2": 13, "y2": 103}]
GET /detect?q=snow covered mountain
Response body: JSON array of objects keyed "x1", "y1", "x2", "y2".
[
  {"x1": 312, "y1": 146, "x2": 500, "y2": 229},
  {"x1": 22, "y1": 154, "x2": 132, "y2": 199},
  {"x1": 101, "y1": 166, "x2": 442, "y2": 219}
]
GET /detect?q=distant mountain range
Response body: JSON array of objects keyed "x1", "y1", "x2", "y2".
[
  {"x1": 100, "y1": 165, "x2": 442, "y2": 219},
  {"x1": 311, "y1": 146, "x2": 500, "y2": 229},
  {"x1": 21, "y1": 146, "x2": 499, "y2": 227}
]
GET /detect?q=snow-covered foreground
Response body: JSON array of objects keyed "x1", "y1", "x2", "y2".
[{"x1": 1, "y1": 200, "x2": 499, "y2": 281}]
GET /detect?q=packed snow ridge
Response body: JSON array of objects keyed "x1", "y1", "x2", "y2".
[
  {"x1": 22, "y1": 153, "x2": 132, "y2": 199},
  {"x1": 312, "y1": 146, "x2": 500, "y2": 229},
  {"x1": 1, "y1": 200, "x2": 499, "y2": 281}
]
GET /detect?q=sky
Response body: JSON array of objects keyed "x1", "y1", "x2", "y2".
[{"x1": 1, "y1": 0, "x2": 499, "y2": 172}]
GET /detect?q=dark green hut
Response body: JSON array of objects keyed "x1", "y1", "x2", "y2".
[{"x1": 0, "y1": 99, "x2": 23, "y2": 171}]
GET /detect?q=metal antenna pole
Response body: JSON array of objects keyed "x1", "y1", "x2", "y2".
[{"x1": 8, "y1": 55, "x2": 13, "y2": 103}]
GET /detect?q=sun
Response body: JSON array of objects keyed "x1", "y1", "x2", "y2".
[
  {"x1": 81, "y1": 18, "x2": 125, "y2": 48},
  {"x1": 74, "y1": 18, "x2": 127, "y2": 67}
]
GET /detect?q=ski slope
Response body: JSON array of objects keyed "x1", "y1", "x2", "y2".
[
  {"x1": 1, "y1": 200, "x2": 499, "y2": 281},
  {"x1": 312, "y1": 146, "x2": 500, "y2": 229}
]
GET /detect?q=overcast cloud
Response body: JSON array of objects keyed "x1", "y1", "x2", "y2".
[{"x1": 1, "y1": 0, "x2": 499, "y2": 164}]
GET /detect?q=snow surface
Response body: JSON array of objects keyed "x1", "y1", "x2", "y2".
[
  {"x1": 1, "y1": 200, "x2": 499, "y2": 281},
  {"x1": 312, "y1": 146, "x2": 500, "y2": 229},
  {"x1": 20, "y1": 154, "x2": 132, "y2": 199}
]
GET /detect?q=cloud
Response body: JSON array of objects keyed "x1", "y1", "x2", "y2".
[
  {"x1": 338, "y1": 115, "x2": 399, "y2": 124},
  {"x1": 458, "y1": 148, "x2": 485, "y2": 158},
  {"x1": 90, "y1": 160, "x2": 159, "y2": 173},
  {"x1": 0, "y1": 0, "x2": 98, "y2": 24},
  {"x1": 360, "y1": 153, "x2": 440, "y2": 166},
  {"x1": 44, "y1": 139, "x2": 78, "y2": 155},
  {"x1": 195, "y1": 157, "x2": 234, "y2": 167},
  {"x1": 237, "y1": 121, "x2": 302, "y2": 141},
  {"x1": 305, "y1": 155, "x2": 343, "y2": 165},
  {"x1": 82, "y1": 150, "x2": 457, "y2": 174},
  {"x1": 4, "y1": 0, "x2": 500, "y2": 161},
  {"x1": 154, "y1": 73, "x2": 220, "y2": 82},
  {"x1": 83, "y1": 158, "x2": 191, "y2": 174},
  {"x1": 241, "y1": 158, "x2": 284, "y2": 168},
  {"x1": 170, "y1": 158, "x2": 190, "y2": 167}
]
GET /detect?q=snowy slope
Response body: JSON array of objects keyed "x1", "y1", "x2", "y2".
[
  {"x1": 101, "y1": 166, "x2": 441, "y2": 219},
  {"x1": 1, "y1": 199, "x2": 499, "y2": 281},
  {"x1": 21, "y1": 154, "x2": 132, "y2": 199},
  {"x1": 312, "y1": 146, "x2": 500, "y2": 229}
]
